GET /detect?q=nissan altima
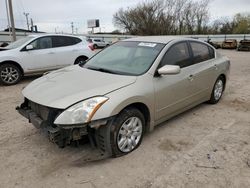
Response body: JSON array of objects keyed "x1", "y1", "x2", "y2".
[{"x1": 17, "y1": 36, "x2": 230, "y2": 157}]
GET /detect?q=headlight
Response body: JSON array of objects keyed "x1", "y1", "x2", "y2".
[{"x1": 54, "y1": 96, "x2": 109, "y2": 125}]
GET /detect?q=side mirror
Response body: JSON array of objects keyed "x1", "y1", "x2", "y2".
[
  {"x1": 158, "y1": 65, "x2": 180, "y2": 75},
  {"x1": 26, "y1": 44, "x2": 34, "y2": 51}
]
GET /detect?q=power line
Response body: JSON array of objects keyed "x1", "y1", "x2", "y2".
[
  {"x1": 19, "y1": 0, "x2": 26, "y2": 12},
  {"x1": 15, "y1": 0, "x2": 26, "y2": 28}
]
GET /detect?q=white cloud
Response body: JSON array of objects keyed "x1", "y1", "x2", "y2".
[
  {"x1": 1, "y1": 0, "x2": 250, "y2": 33},
  {"x1": 209, "y1": 0, "x2": 250, "y2": 20}
]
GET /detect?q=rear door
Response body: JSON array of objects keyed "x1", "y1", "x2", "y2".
[
  {"x1": 52, "y1": 36, "x2": 82, "y2": 66},
  {"x1": 187, "y1": 41, "x2": 217, "y2": 100}
]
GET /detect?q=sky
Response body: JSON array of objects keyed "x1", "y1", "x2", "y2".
[{"x1": 0, "y1": 0, "x2": 250, "y2": 34}]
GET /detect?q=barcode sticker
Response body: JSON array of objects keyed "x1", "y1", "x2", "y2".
[{"x1": 138, "y1": 42, "x2": 157, "y2": 47}]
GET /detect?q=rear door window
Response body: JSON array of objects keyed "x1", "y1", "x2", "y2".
[
  {"x1": 190, "y1": 42, "x2": 213, "y2": 64},
  {"x1": 52, "y1": 36, "x2": 81, "y2": 48}
]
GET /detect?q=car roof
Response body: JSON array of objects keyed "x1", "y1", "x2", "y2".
[
  {"x1": 124, "y1": 36, "x2": 185, "y2": 44},
  {"x1": 28, "y1": 34, "x2": 82, "y2": 39}
]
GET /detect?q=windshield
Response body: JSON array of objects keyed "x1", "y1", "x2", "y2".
[
  {"x1": 5, "y1": 36, "x2": 35, "y2": 49},
  {"x1": 83, "y1": 41, "x2": 165, "y2": 76}
]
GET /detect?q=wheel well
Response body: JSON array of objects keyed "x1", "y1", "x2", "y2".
[
  {"x1": 74, "y1": 56, "x2": 88, "y2": 64},
  {"x1": 123, "y1": 103, "x2": 151, "y2": 133},
  {"x1": 219, "y1": 74, "x2": 226, "y2": 91},
  {"x1": 0, "y1": 61, "x2": 24, "y2": 75}
]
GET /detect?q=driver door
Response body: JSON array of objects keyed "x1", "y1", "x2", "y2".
[
  {"x1": 154, "y1": 42, "x2": 196, "y2": 122},
  {"x1": 20, "y1": 36, "x2": 58, "y2": 73}
]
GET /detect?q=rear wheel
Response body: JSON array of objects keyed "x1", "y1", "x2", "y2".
[
  {"x1": 209, "y1": 76, "x2": 225, "y2": 104},
  {"x1": 0, "y1": 63, "x2": 22, "y2": 85},
  {"x1": 110, "y1": 108, "x2": 145, "y2": 157},
  {"x1": 74, "y1": 57, "x2": 88, "y2": 65}
]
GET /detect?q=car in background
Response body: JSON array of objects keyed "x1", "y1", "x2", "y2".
[
  {"x1": 0, "y1": 34, "x2": 95, "y2": 85},
  {"x1": 221, "y1": 39, "x2": 237, "y2": 49},
  {"x1": 87, "y1": 38, "x2": 110, "y2": 49},
  {"x1": 17, "y1": 36, "x2": 230, "y2": 157},
  {"x1": 205, "y1": 39, "x2": 220, "y2": 49},
  {"x1": 0, "y1": 42, "x2": 9, "y2": 48},
  {"x1": 237, "y1": 39, "x2": 250, "y2": 51}
]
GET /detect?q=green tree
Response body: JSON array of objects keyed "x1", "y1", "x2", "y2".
[{"x1": 233, "y1": 13, "x2": 250, "y2": 34}]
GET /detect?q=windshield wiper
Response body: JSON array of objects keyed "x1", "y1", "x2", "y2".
[{"x1": 86, "y1": 66, "x2": 119, "y2": 74}]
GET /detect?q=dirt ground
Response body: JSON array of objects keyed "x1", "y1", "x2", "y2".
[{"x1": 0, "y1": 50, "x2": 250, "y2": 188}]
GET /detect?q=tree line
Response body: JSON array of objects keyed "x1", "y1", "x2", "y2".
[{"x1": 113, "y1": 0, "x2": 250, "y2": 35}]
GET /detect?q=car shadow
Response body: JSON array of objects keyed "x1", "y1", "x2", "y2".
[{"x1": 69, "y1": 103, "x2": 208, "y2": 166}]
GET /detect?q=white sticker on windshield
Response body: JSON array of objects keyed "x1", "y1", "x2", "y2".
[{"x1": 138, "y1": 42, "x2": 157, "y2": 48}]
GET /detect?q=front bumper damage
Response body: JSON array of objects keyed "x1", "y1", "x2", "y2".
[{"x1": 16, "y1": 98, "x2": 113, "y2": 158}]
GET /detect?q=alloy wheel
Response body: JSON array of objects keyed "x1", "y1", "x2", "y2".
[
  {"x1": 117, "y1": 117, "x2": 143, "y2": 153},
  {"x1": 214, "y1": 79, "x2": 223, "y2": 101},
  {"x1": 0, "y1": 66, "x2": 19, "y2": 84}
]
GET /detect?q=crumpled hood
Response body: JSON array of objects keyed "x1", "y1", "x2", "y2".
[{"x1": 22, "y1": 65, "x2": 136, "y2": 109}]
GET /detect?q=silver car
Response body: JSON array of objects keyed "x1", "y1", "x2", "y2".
[{"x1": 17, "y1": 36, "x2": 230, "y2": 157}]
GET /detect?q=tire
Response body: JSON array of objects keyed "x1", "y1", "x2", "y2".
[
  {"x1": 74, "y1": 57, "x2": 88, "y2": 65},
  {"x1": 0, "y1": 63, "x2": 22, "y2": 85},
  {"x1": 93, "y1": 44, "x2": 98, "y2": 49},
  {"x1": 110, "y1": 107, "x2": 145, "y2": 157},
  {"x1": 208, "y1": 76, "x2": 225, "y2": 104}
]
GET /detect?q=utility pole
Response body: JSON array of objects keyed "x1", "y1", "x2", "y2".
[
  {"x1": 71, "y1": 22, "x2": 74, "y2": 34},
  {"x1": 8, "y1": 0, "x2": 16, "y2": 41},
  {"x1": 23, "y1": 12, "x2": 30, "y2": 30},
  {"x1": 30, "y1": 18, "x2": 34, "y2": 32},
  {"x1": 31, "y1": 18, "x2": 33, "y2": 27},
  {"x1": 5, "y1": 0, "x2": 11, "y2": 36}
]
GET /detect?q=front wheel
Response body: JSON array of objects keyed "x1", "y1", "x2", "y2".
[
  {"x1": 0, "y1": 64, "x2": 22, "y2": 85},
  {"x1": 208, "y1": 76, "x2": 225, "y2": 104},
  {"x1": 110, "y1": 108, "x2": 145, "y2": 157}
]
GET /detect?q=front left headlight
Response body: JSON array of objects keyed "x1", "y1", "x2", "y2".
[{"x1": 54, "y1": 96, "x2": 109, "y2": 125}]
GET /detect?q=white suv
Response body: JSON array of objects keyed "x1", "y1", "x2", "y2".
[
  {"x1": 88, "y1": 38, "x2": 110, "y2": 49},
  {"x1": 0, "y1": 34, "x2": 95, "y2": 85}
]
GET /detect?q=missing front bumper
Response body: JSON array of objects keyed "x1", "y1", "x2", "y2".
[{"x1": 16, "y1": 101, "x2": 113, "y2": 158}]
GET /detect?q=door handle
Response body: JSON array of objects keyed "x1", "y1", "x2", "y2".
[
  {"x1": 188, "y1": 74, "x2": 194, "y2": 81},
  {"x1": 48, "y1": 52, "x2": 55, "y2": 54}
]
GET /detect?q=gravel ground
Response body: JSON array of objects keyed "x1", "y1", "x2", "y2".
[{"x1": 0, "y1": 50, "x2": 250, "y2": 188}]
